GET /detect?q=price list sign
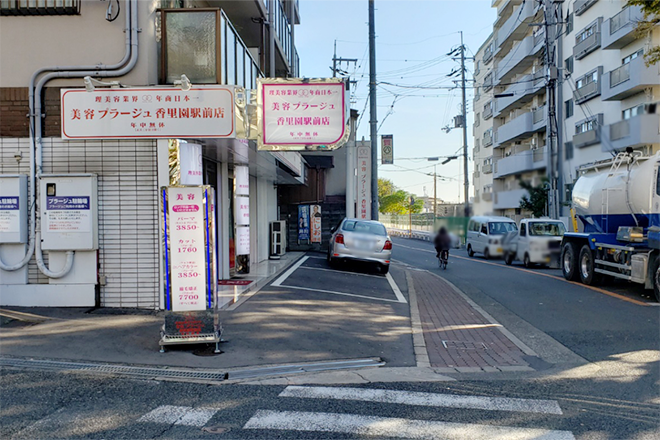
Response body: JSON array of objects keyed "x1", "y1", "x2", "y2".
[{"x1": 162, "y1": 186, "x2": 215, "y2": 312}]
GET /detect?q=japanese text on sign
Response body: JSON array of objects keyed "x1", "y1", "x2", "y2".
[
  {"x1": 258, "y1": 79, "x2": 348, "y2": 150},
  {"x1": 0, "y1": 197, "x2": 19, "y2": 233},
  {"x1": 310, "y1": 205, "x2": 322, "y2": 243},
  {"x1": 168, "y1": 187, "x2": 207, "y2": 312},
  {"x1": 61, "y1": 87, "x2": 235, "y2": 139},
  {"x1": 357, "y1": 145, "x2": 372, "y2": 220},
  {"x1": 46, "y1": 196, "x2": 91, "y2": 232},
  {"x1": 298, "y1": 205, "x2": 310, "y2": 241}
]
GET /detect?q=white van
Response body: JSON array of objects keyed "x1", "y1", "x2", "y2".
[{"x1": 466, "y1": 216, "x2": 518, "y2": 259}]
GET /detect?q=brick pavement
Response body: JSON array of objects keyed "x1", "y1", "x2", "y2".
[{"x1": 411, "y1": 270, "x2": 529, "y2": 370}]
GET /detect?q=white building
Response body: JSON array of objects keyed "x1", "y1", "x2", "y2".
[
  {"x1": 474, "y1": 0, "x2": 659, "y2": 221},
  {"x1": 0, "y1": 0, "x2": 314, "y2": 309},
  {"x1": 472, "y1": 33, "x2": 495, "y2": 216}
]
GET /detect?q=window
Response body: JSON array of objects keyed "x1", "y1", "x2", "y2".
[
  {"x1": 565, "y1": 141, "x2": 574, "y2": 160},
  {"x1": 622, "y1": 104, "x2": 644, "y2": 120},
  {"x1": 0, "y1": 0, "x2": 81, "y2": 15},
  {"x1": 566, "y1": 12, "x2": 574, "y2": 34},
  {"x1": 520, "y1": 223, "x2": 527, "y2": 237},
  {"x1": 342, "y1": 220, "x2": 387, "y2": 236},
  {"x1": 622, "y1": 49, "x2": 643, "y2": 65},
  {"x1": 565, "y1": 56, "x2": 574, "y2": 74},
  {"x1": 576, "y1": 119, "x2": 596, "y2": 134},
  {"x1": 576, "y1": 23, "x2": 596, "y2": 43},
  {"x1": 529, "y1": 222, "x2": 566, "y2": 236},
  {"x1": 481, "y1": 224, "x2": 488, "y2": 234},
  {"x1": 488, "y1": 222, "x2": 517, "y2": 235},
  {"x1": 565, "y1": 99, "x2": 574, "y2": 118},
  {"x1": 576, "y1": 70, "x2": 598, "y2": 89}
]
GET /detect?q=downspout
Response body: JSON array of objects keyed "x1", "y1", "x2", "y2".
[
  {"x1": 269, "y1": 0, "x2": 276, "y2": 77},
  {"x1": 0, "y1": 0, "x2": 134, "y2": 272},
  {"x1": 37, "y1": 0, "x2": 138, "y2": 278}
]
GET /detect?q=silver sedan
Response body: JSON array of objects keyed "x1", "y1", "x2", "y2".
[{"x1": 327, "y1": 218, "x2": 393, "y2": 274}]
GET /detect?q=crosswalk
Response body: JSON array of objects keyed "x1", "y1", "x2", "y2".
[
  {"x1": 133, "y1": 386, "x2": 575, "y2": 439},
  {"x1": 241, "y1": 386, "x2": 575, "y2": 440}
]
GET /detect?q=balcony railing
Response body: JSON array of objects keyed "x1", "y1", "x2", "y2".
[
  {"x1": 573, "y1": 114, "x2": 603, "y2": 148},
  {"x1": 484, "y1": 73, "x2": 494, "y2": 92},
  {"x1": 0, "y1": 0, "x2": 80, "y2": 15},
  {"x1": 575, "y1": 0, "x2": 598, "y2": 16},
  {"x1": 602, "y1": 56, "x2": 658, "y2": 101},
  {"x1": 606, "y1": 113, "x2": 660, "y2": 152},
  {"x1": 484, "y1": 43, "x2": 494, "y2": 64},
  {"x1": 610, "y1": 63, "x2": 630, "y2": 88},
  {"x1": 603, "y1": 6, "x2": 643, "y2": 49},
  {"x1": 274, "y1": 0, "x2": 294, "y2": 70},
  {"x1": 483, "y1": 102, "x2": 494, "y2": 120},
  {"x1": 574, "y1": 27, "x2": 601, "y2": 60},
  {"x1": 483, "y1": 163, "x2": 494, "y2": 174},
  {"x1": 573, "y1": 67, "x2": 602, "y2": 104},
  {"x1": 532, "y1": 106, "x2": 545, "y2": 124},
  {"x1": 482, "y1": 192, "x2": 493, "y2": 202},
  {"x1": 483, "y1": 130, "x2": 493, "y2": 147}
]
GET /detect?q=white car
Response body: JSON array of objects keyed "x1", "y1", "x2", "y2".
[
  {"x1": 503, "y1": 219, "x2": 566, "y2": 268},
  {"x1": 466, "y1": 216, "x2": 518, "y2": 259},
  {"x1": 328, "y1": 218, "x2": 393, "y2": 274}
]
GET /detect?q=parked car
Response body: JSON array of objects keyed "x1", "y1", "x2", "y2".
[
  {"x1": 503, "y1": 218, "x2": 566, "y2": 268},
  {"x1": 328, "y1": 218, "x2": 393, "y2": 274},
  {"x1": 466, "y1": 216, "x2": 518, "y2": 259}
]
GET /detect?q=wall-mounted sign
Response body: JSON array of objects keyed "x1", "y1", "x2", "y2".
[
  {"x1": 236, "y1": 226, "x2": 250, "y2": 255},
  {"x1": 179, "y1": 143, "x2": 203, "y2": 186},
  {"x1": 61, "y1": 87, "x2": 235, "y2": 139},
  {"x1": 0, "y1": 197, "x2": 20, "y2": 233},
  {"x1": 297, "y1": 205, "x2": 310, "y2": 241},
  {"x1": 235, "y1": 165, "x2": 250, "y2": 196},
  {"x1": 257, "y1": 78, "x2": 349, "y2": 150},
  {"x1": 45, "y1": 196, "x2": 91, "y2": 232},
  {"x1": 357, "y1": 143, "x2": 372, "y2": 220},
  {"x1": 162, "y1": 186, "x2": 215, "y2": 312},
  {"x1": 310, "y1": 205, "x2": 322, "y2": 243},
  {"x1": 381, "y1": 134, "x2": 393, "y2": 165},
  {"x1": 235, "y1": 196, "x2": 250, "y2": 225}
]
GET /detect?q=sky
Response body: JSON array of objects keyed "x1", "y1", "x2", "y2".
[{"x1": 296, "y1": 0, "x2": 496, "y2": 203}]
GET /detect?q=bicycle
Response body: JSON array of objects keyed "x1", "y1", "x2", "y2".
[{"x1": 438, "y1": 249, "x2": 449, "y2": 270}]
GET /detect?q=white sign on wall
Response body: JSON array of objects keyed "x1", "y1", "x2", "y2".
[
  {"x1": 257, "y1": 78, "x2": 348, "y2": 150},
  {"x1": 357, "y1": 144, "x2": 371, "y2": 220},
  {"x1": 180, "y1": 143, "x2": 203, "y2": 186},
  {"x1": 235, "y1": 165, "x2": 250, "y2": 196},
  {"x1": 45, "y1": 196, "x2": 92, "y2": 232},
  {"x1": 0, "y1": 197, "x2": 20, "y2": 233},
  {"x1": 235, "y1": 196, "x2": 250, "y2": 225},
  {"x1": 236, "y1": 226, "x2": 250, "y2": 255},
  {"x1": 61, "y1": 87, "x2": 235, "y2": 139},
  {"x1": 167, "y1": 187, "x2": 207, "y2": 312}
]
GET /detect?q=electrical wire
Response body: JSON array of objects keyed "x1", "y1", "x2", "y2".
[{"x1": 106, "y1": 0, "x2": 120, "y2": 22}]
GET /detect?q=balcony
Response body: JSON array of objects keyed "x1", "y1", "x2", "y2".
[
  {"x1": 483, "y1": 130, "x2": 494, "y2": 147},
  {"x1": 496, "y1": 30, "x2": 544, "y2": 84},
  {"x1": 575, "y1": 0, "x2": 599, "y2": 16},
  {"x1": 494, "y1": 71, "x2": 545, "y2": 117},
  {"x1": 573, "y1": 67, "x2": 602, "y2": 104},
  {"x1": 494, "y1": 106, "x2": 546, "y2": 147},
  {"x1": 573, "y1": 114, "x2": 603, "y2": 148},
  {"x1": 494, "y1": 189, "x2": 528, "y2": 210},
  {"x1": 483, "y1": 101, "x2": 494, "y2": 120},
  {"x1": 161, "y1": 9, "x2": 262, "y2": 88},
  {"x1": 482, "y1": 192, "x2": 493, "y2": 202},
  {"x1": 496, "y1": 0, "x2": 537, "y2": 51},
  {"x1": 483, "y1": 163, "x2": 494, "y2": 174},
  {"x1": 574, "y1": 19, "x2": 602, "y2": 60},
  {"x1": 0, "y1": 0, "x2": 80, "y2": 15},
  {"x1": 605, "y1": 114, "x2": 660, "y2": 153},
  {"x1": 484, "y1": 72, "x2": 494, "y2": 92},
  {"x1": 602, "y1": 6, "x2": 643, "y2": 49},
  {"x1": 494, "y1": 147, "x2": 546, "y2": 178},
  {"x1": 602, "y1": 57, "x2": 659, "y2": 101},
  {"x1": 484, "y1": 42, "x2": 495, "y2": 65}
]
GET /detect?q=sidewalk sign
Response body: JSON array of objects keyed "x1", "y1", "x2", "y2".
[
  {"x1": 310, "y1": 205, "x2": 322, "y2": 243},
  {"x1": 159, "y1": 185, "x2": 222, "y2": 353}
]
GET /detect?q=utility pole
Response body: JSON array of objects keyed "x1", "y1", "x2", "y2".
[
  {"x1": 369, "y1": 0, "x2": 378, "y2": 220},
  {"x1": 543, "y1": 0, "x2": 559, "y2": 219},
  {"x1": 459, "y1": 31, "x2": 469, "y2": 218}
]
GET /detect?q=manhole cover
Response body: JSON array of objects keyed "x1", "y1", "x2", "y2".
[
  {"x1": 441, "y1": 340, "x2": 488, "y2": 350},
  {"x1": 202, "y1": 426, "x2": 231, "y2": 434},
  {"x1": 192, "y1": 346, "x2": 224, "y2": 357}
]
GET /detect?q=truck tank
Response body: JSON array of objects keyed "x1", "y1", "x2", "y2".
[{"x1": 572, "y1": 152, "x2": 660, "y2": 234}]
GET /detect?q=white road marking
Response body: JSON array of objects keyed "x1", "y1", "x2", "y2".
[
  {"x1": 138, "y1": 405, "x2": 218, "y2": 427},
  {"x1": 386, "y1": 272, "x2": 408, "y2": 303},
  {"x1": 243, "y1": 410, "x2": 575, "y2": 440},
  {"x1": 279, "y1": 386, "x2": 563, "y2": 415},
  {"x1": 278, "y1": 284, "x2": 404, "y2": 303},
  {"x1": 271, "y1": 256, "x2": 309, "y2": 287},
  {"x1": 298, "y1": 265, "x2": 386, "y2": 279},
  {"x1": 305, "y1": 255, "x2": 327, "y2": 259}
]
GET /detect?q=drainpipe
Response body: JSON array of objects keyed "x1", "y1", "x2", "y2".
[
  {"x1": 37, "y1": 0, "x2": 137, "y2": 278},
  {"x1": 269, "y1": 0, "x2": 276, "y2": 77},
  {"x1": 0, "y1": 1, "x2": 135, "y2": 273}
]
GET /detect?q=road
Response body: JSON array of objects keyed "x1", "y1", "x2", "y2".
[{"x1": 1, "y1": 238, "x2": 658, "y2": 439}]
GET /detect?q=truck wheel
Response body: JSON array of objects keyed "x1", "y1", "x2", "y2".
[
  {"x1": 654, "y1": 264, "x2": 660, "y2": 303},
  {"x1": 467, "y1": 245, "x2": 474, "y2": 257},
  {"x1": 578, "y1": 245, "x2": 599, "y2": 285},
  {"x1": 561, "y1": 242, "x2": 579, "y2": 281},
  {"x1": 523, "y1": 253, "x2": 533, "y2": 268}
]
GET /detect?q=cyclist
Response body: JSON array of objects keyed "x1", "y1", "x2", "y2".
[{"x1": 434, "y1": 227, "x2": 451, "y2": 263}]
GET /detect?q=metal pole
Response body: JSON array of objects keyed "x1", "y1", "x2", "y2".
[
  {"x1": 333, "y1": 39, "x2": 337, "y2": 77},
  {"x1": 543, "y1": 0, "x2": 558, "y2": 219},
  {"x1": 433, "y1": 164, "x2": 437, "y2": 220},
  {"x1": 460, "y1": 31, "x2": 469, "y2": 218},
  {"x1": 269, "y1": 0, "x2": 276, "y2": 77},
  {"x1": 346, "y1": 110, "x2": 358, "y2": 218},
  {"x1": 369, "y1": 0, "x2": 379, "y2": 220}
]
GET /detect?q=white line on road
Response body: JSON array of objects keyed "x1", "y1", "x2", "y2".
[
  {"x1": 243, "y1": 410, "x2": 575, "y2": 440},
  {"x1": 279, "y1": 386, "x2": 563, "y2": 415},
  {"x1": 271, "y1": 256, "x2": 309, "y2": 287},
  {"x1": 278, "y1": 284, "x2": 404, "y2": 303},
  {"x1": 386, "y1": 272, "x2": 408, "y2": 303},
  {"x1": 138, "y1": 405, "x2": 218, "y2": 427}
]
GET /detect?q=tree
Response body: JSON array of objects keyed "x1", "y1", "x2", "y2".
[
  {"x1": 378, "y1": 179, "x2": 424, "y2": 214},
  {"x1": 626, "y1": 0, "x2": 660, "y2": 66},
  {"x1": 518, "y1": 179, "x2": 548, "y2": 218}
]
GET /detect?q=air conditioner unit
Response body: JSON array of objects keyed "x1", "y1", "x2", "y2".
[{"x1": 270, "y1": 221, "x2": 286, "y2": 259}]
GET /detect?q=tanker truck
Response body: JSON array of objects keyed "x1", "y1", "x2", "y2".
[{"x1": 560, "y1": 149, "x2": 660, "y2": 302}]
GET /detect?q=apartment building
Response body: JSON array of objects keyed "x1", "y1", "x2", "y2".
[
  {"x1": 474, "y1": 0, "x2": 658, "y2": 222},
  {"x1": 0, "y1": 0, "x2": 304, "y2": 309},
  {"x1": 472, "y1": 33, "x2": 495, "y2": 216}
]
